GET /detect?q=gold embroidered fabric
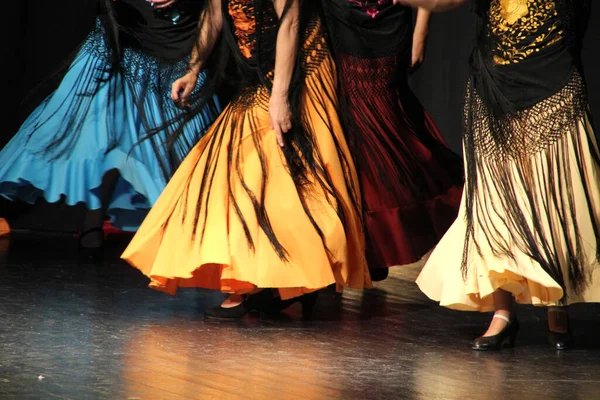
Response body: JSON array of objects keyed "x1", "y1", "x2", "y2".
[
  {"x1": 490, "y1": 0, "x2": 564, "y2": 65},
  {"x1": 228, "y1": 0, "x2": 277, "y2": 59},
  {"x1": 228, "y1": 1, "x2": 258, "y2": 59},
  {"x1": 230, "y1": 14, "x2": 329, "y2": 111}
]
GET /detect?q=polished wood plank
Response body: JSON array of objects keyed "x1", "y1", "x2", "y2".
[{"x1": 1, "y1": 232, "x2": 599, "y2": 399}]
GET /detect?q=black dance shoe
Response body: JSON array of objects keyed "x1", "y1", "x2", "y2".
[
  {"x1": 548, "y1": 330, "x2": 574, "y2": 350},
  {"x1": 472, "y1": 313, "x2": 519, "y2": 351},
  {"x1": 547, "y1": 308, "x2": 573, "y2": 350},
  {"x1": 78, "y1": 227, "x2": 105, "y2": 261},
  {"x1": 264, "y1": 292, "x2": 319, "y2": 319},
  {"x1": 204, "y1": 290, "x2": 274, "y2": 320},
  {"x1": 369, "y1": 268, "x2": 389, "y2": 282}
]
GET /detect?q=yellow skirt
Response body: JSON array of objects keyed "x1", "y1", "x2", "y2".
[
  {"x1": 122, "y1": 42, "x2": 371, "y2": 299},
  {"x1": 417, "y1": 112, "x2": 600, "y2": 311}
]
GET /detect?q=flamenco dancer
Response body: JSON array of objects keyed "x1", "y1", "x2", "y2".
[
  {"x1": 321, "y1": 0, "x2": 464, "y2": 281},
  {"x1": 398, "y1": 0, "x2": 600, "y2": 349},
  {"x1": 0, "y1": 0, "x2": 220, "y2": 256},
  {"x1": 122, "y1": 0, "x2": 371, "y2": 318}
]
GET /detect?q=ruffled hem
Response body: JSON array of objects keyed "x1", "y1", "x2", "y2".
[
  {"x1": 128, "y1": 262, "x2": 346, "y2": 301},
  {"x1": 122, "y1": 34, "x2": 371, "y2": 298},
  {"x1": 416, "y1": 113, "x2": 600, "y2": 311},
  {"x1": 0, "y1": 35, "x2": 218, "y2": 231},
  {"x1": 0, "y1": 149, "x2": 165, "y2": 232}
]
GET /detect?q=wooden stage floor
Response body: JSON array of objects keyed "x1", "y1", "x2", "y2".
[{"x1": 1, "y1": 231, "x2": 599, "y2": 399}]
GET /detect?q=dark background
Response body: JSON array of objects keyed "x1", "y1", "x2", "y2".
[
  {"x1": 410, "y1": 3, "x2": 600, "y2": 153},
  {"x1": 1, "y1": 1, "x2": 599, "y2": 230}
]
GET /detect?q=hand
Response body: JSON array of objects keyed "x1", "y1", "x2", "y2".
[
  {"x1": 410, "y1": 34, "x2": 426, "y2": 73},
  {"x1": 148, "y1": 0, "x2": 177, "y2": 9},
  {"x1": 171, "y1": 72, "x2": 198, "y2": 108},
  {"x1": 269, "y1": 91, "x2": 292, "y2": 148}
]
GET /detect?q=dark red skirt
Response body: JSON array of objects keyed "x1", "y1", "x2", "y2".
[{"x1": 338, "y1": 54, "x2": 464, "y2": 268}]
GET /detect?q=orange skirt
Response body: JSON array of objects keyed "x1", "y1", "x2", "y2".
[
  {"x1": 122, "y1": 40, "x2": 371, "y2": 299},
  {"x1": 0, "y1": 218, "x2": 10, "y2": 238}
]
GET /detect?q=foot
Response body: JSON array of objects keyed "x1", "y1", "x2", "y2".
[
  {"x1": 264, "y1": 291, "x2": 319, "y2": 319},
  {"x1": 220, "y1": 294, "x2": 245, "y2": 309},
  {"x1": 204, "y1": 290, "x2": 274, "y2": 320},
  {"x1": 80, "y1": 208, "x2": 107, "y2": 249},
  {"x1": 472, "y1": 313, "x2": 519, "y2": 351},
  {"x1": 547, "y1": 307, "x2": 573, "y2": 350},
  {"x1": 78, "y1": 227, "x2": 105, "y2": 261},
  {"x1": 369, "y1": 268, "x2": 389, "y2": 282},
  {"x1": 205, "y1": 294, "x2": 252, "y2": 319},
  {"x1": 79, "y1": 228, "x2": 104, "y2": 249},
  {"x1": 482, "y1": 310, "x2": 511, "y2": 337}
]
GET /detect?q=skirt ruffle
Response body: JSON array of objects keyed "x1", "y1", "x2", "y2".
[
  {"x1": 417, "y1": 112, "x2": 600, "y2": 311},
  {"x1": 122, "y1": 46, "x2": 371, "y2": 298},
  {"x1": 0, "y1": 24, "x2": 220, "y2": 231},
  {"x1": 337, "y1": 54, "x2": 464, "y2": 268}
]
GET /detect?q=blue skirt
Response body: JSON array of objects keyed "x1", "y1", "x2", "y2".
[{"x1": 0, "y1": 22, "x2": 220, "y2": 231}]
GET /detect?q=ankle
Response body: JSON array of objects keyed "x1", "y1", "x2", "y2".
[
  {"x1": 79, "y1": 227, "x2": 104, "y2": 249},
  {"x1": 483, "y1": 311, "x2": 512, "y2": 337},
  {"x1": 493, "y1": 309, "x2": 512, "y2": 321},
  {"x1": 548, "y1": 306, "x2": 568, "y2": 314}
]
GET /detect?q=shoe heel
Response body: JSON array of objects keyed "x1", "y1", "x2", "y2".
[
  {"x1": 301, "y1": 292, "x2": 318, "y2": 319},
  {"x1": 472, "y1": 314, "x2": 519, "y2": 351},
  {"x1": 505, "y1": 320, "x2": 519, "y2": 348},
  {"x1": 78, "y1": 227, "x2": 105, "y2": 262}
]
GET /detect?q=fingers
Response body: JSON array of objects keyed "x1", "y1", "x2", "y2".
[
  {"x1": 274, "y1": 124, "x2": 284, "y2": 148},
  {"x1": 180, "y1": 84, "x2": 194, "y2": 108},
  {"x1": 269, "y1": 102, "x2": 292, "y2": 148},
  {"x1": 172, "y1": 81, "x2": 193, "y2": 109},
  {"x1": 281, "y1": 118, "x2": 292, "y2": 134},
  {"x1": 171, "y1": 81, "x2": 182, "y2": 103},
  {"x1": 409, "y1": 54, "x2": 424, "y2": 73},
  {"x1": 274, "y1": 115, "x2": 292, "y2": 148},
  {"x1": 272, "y1": 118, "x2": 291, "y2": 148}
]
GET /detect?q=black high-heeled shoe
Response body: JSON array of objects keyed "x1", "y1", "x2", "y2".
[
  {"x1": 204, "y1": 290, "x2": 275, "y2": 320},
  {"x1": 548, "y1": 330, "x2": 573, "y2": 350},
  {"x1": 369, "y1": 268, "x2": 389, "y2": 282},
  {"x1": 548, "y1": 308, "x2": 573, "y2": 350},
  {"x1": 264, "y1": 291, "x2": 319, "y2": 319},
  {"x1": 472, "y1": 313, "x2": 519, "y2": 351},
  {"x1": 78, "y1": 227, "x2": 105, "y2": 261}
]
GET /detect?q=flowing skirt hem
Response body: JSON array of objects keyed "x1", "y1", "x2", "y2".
[{"x1": 416, "y1": 112, "x2": 600, "y2": 312}]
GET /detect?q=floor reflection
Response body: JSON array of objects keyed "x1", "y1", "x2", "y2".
[{"x1": 1, "y1": 232, "x2": 599, "y2": 399}]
